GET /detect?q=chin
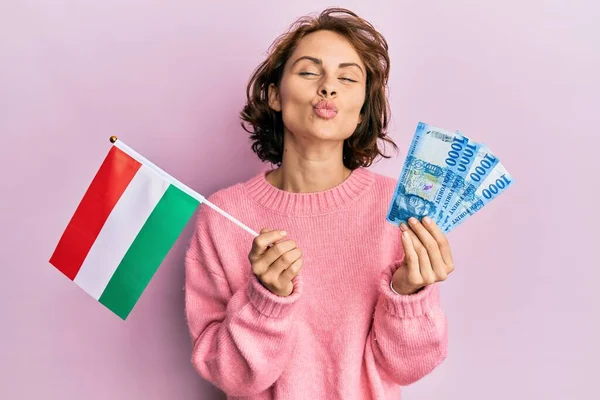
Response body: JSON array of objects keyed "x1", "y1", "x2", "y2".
[
  {"x1": 308, "y1": 121, "x2": 349, "y2": 139},
  {"x1": 307, "y1": 129, "x2": 349, "y2": 141}
]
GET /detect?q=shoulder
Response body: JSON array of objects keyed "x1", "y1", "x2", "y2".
[
  {"x1": 362, "y1": 167, "x2": 398, "y2": 197},
  {"x1": 203, "y1": 182, "x2": 245, "y2": 211},
  {"x1": 193, "y1": 170, "x2": 265, "y2": 226},
  {"x1": 359, "y1": 168, "x2": 400, "y2": 223}
]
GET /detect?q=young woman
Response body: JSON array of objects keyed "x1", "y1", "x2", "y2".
[{"x1": 185, "y1": 7, "x2": 454, "y2": 399}]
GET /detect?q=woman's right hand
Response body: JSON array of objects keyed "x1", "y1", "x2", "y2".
[{"x1": 248, "y1": 228, "x2": 303, "y2": 297}]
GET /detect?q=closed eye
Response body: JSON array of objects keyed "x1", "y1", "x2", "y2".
[{"x1": 300, "y1": 72, "x2": 357, "y2": 83}]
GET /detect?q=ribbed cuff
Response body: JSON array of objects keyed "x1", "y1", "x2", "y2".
[
  {"x1": 381, "y1": 261, "x2": 441, "y2": 318},
  {"x1": 390, "y1": 279, "x2": 401, "y2": 295},
  {"x1": 247, "y1": 272, "x2": 304, "y2": 318}
]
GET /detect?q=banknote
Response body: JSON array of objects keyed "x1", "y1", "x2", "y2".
[
  {"x1": 432, "y1": 131, "x2": 481, "y2": 225},
  {"x1": 387, "y1": 121, "x2": 514, "y2": 233},
  {"x1": 442, "y1": 162, "x2": 514, "y2": 232},
  {"x1": 386, "y1": 122, "x2": 463, "y2": 226},
  {"x1": 437, "y1": 144, "x2": 500, "y2": 228}
]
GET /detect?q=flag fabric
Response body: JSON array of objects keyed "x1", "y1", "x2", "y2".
[{"x1": 49, "y1": 138, "x2": 202, "y2": 320}]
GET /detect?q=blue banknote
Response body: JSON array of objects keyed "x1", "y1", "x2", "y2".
[
  {"x1": 442, "y1": 162, "x2": 514, "y2": 232},
  {"x1": 432, "y1": 131, "x2": 481, "y2": 225},
  {"x1": 437, "y1": 144, "x2": 500, "y2": 228},
  {"x1": 387, "y1": 121, "x2": 514, "y2": 233},
  {"x1": 386, "y1": 122, "x2": 463, "y2": 226}
]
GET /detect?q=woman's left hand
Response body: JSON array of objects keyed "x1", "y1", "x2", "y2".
[{"x1": 391, "y1": 216, "x2": 455, "y2": 295}]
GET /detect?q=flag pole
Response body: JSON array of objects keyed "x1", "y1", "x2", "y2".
[{"x1": 109, "y1": 136, "x2": 260, "y2": 238}]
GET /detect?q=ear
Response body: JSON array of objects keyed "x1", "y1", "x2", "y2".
[
  {"x1": 268, "y1": 83, "x2": 281, "y2": 112},
  {"x1": 358, "y1": 113, "x2": 362, "y2": 124}
]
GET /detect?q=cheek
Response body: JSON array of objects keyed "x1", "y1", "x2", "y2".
[
  {"x1": 351, "y1": 89, "x2": 366, "y2": 112},
  {"x1": 279, "y1": 86, "x2": 314, "y2": 122},
  {"x1": 278, "y1": 93, "x2": 306, "y2": 131},
  {"x1": 345, "y1": 92, "x2": 366, "y2": 121},
  {"x1": 279, "y1": 78, "x2": 311, "y2": 105}
]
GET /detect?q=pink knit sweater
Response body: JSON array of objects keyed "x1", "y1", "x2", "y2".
[{"x1": 184, "y1": 167, "x2": 448, "y2": 400}]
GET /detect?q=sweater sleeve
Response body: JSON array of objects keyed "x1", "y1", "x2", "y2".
[
  {"x1": 184, "y1": 203, "x2": 304, "y2": 397},
  {"x1": 365, "y1": 260, "x2": 448, "y2": 386}
]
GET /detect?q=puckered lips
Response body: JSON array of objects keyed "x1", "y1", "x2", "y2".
[{"x1": 313, "y1": 100, "x2": 338, "y2": 119}]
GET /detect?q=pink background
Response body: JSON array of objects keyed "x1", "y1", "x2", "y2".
[{"x1": 1, "y1": 0, "x2": 598, "y2": 398}]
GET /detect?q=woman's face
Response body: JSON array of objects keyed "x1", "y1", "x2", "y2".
[{"x1": 268, "y1": 30, "x2": 367, "y2": 144}]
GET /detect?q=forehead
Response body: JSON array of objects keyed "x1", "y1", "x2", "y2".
[{"x1": 289, "y1": 30, "x2": 364, "y2": 67}]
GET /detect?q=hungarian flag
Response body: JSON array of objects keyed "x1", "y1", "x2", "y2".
[{"x1": 49, "y1": 137, "x2": 202, "y2": 320}]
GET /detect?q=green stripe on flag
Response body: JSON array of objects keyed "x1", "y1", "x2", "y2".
[{"x1": 99, "y1": 184, "x2": 199, "y2": 319}]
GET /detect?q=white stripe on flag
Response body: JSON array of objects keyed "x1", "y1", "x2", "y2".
[{"x1": 74, "y1": 165, "x2": 169, "y2": 299}]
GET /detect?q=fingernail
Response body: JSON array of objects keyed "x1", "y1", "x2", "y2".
[
  {"x1": 409, "y1": 217, "x2": 418, "y2": 225},
  {"x1": 423, "y1": 216, "x2": 431, "y2": 225},
  {"x1": 400, "y1": 223, "x2": 408, "y2": 231},
  {"x1": 280, "y1": 231, "x2": 287, "y2": 236}
]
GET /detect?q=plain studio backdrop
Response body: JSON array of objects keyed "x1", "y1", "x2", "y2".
[{"x1": 1, "y1": 0, "x2": 598, "y2": 399}]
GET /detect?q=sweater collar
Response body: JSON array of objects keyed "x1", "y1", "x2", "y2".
[{"x1": 242, "y1": 166, "x2": 375, "y2": 216}]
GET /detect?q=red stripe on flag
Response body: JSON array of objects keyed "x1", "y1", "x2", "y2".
[{"x1": 49, "y1": 146, "x2": 142, "y2": 280}]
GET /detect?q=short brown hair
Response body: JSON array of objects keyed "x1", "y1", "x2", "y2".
[{"x1": 239, "y1": 7, "x2": 398, "y2": 170}]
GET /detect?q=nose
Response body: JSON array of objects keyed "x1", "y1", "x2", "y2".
[
  {"x1": 320, "y1": 87, "x2": 337, "y2": 97},
  {"x1": 318, "y1": 77, "x2": 337, "y2": 98}
]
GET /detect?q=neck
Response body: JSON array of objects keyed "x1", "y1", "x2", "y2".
[
  {"x1": 266, "y1": 130, "x2": 352, "y2": 193},
  {"x1": 244, "y1": 164, "x2": 373, "y2": 216},
  {"x1": 267, "y1": 163, "x2": 351, "y2": 193}
]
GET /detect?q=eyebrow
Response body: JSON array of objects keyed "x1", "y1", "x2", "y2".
[{"x1": 291, "y1": 56, "x2": 364, "y2": 76}]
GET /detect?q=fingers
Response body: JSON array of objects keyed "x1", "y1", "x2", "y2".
[
  {"x1": 279, "y1": 256, "x2": 303, "y2": 282},
  {"x1": 421, "y1": 217, "x2": 455, "y2": 274},
  {"x1": 407, "y1": 217, "x2": 448, "y2": 281},
  {"x1": 268, "y1": 248, "x2": 303, "y2": 282},
  {"x1": 257, "y1": 241, "x2": 303, "y2": 296},
  {"x1": 400, "y1": 230, "x2": 421, "y2": 284},
  {"x1": 262, "y1": 239, "x2": 298, "y2": 266},
  {"x1": 249, "y1": 228, "x2": 288, "y2": 262},
  {"x1": 400, "y1": 220, "x2": 435, "y2": 283},
  {"x1": 248, "y1": 228, "x2": 304, "y2": 297}
]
